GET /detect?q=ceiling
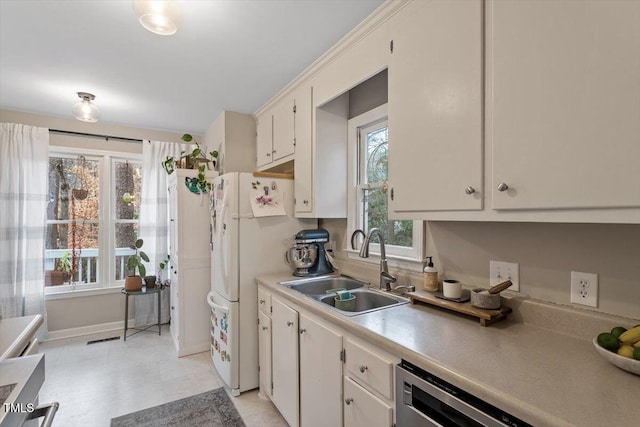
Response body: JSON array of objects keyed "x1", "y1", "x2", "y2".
[{"x1": 0, "y1": 0, "x2": 384, "y2": 134}]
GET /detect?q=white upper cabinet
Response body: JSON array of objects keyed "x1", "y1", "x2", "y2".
[
  {"x1": 273, "y1": 93, "x2": 296, "y2": 162},
  {"x1": 388, "y1": 0, "x2": 483, "y2": 213},
  {"x1": 294, "y1": 84, "x2": 314, "y2": 214},
  {"x1": 256, "y1": 93, "x2": 296, "y2": 170},
  {"x1": 489, "y1": 0, "x2": 640, "y2": 211},
  {"x1": 256, "y1": 109, "x2": 274, "y2": 168}
]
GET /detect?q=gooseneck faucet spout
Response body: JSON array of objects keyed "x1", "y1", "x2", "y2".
[{"x1": 352, "y1": 228, "x2": 397, "y2": 291}]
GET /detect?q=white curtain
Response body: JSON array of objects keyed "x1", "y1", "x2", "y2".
[
  {"x1": 0, "y1": 123, "x2": 49, "y2": 336},
  {"x1": 135, "y1": 140, "x2": 191, "y2": 326}
]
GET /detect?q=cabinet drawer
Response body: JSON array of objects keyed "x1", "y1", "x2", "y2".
[
  {"x1": 344, "y1": 376, "x2": 393, "y2": 427},
  {"x1": 258, "y1": 288, "x2": 272, "y2": 315},
  {"x1": 344, "y1": 338, "x2": 394, "y2": 400}
]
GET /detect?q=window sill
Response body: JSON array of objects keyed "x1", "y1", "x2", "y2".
[
  {"x1": 45, "y1": 285, "x2": 124, "y2": 301},
  {"x1": 344, "y1": 249, "x2": 423, "y2": 273}
]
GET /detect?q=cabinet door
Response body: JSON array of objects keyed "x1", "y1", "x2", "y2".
[
  {"x1": 294, "y1": 85, "x2": 313, "y2": 214},
  {"x1": 258, "y1": 311, "x2": 272, "y2": 399},
  {"x1": 273, "y1": 94, "x2": 296, "y2": 161},
  {"x1": 344, "y1": 376, "x2": 393, "y2": 427},
  {"x1": 256, "y1": 111, "x2": 273, "y2": 168},
  {"x1": 169, "y1": 276, "x2": 178, "y2": 345},
  {"x1": 489, "y1": 0, "x2": 640, "y2": 210},
  {"x1": 388, "y1": 0, "x2": 482, "y2": 213},
  {"x1": 271, "y1": 297, "x2": 299, "y2": 427},
  {"x1": 299, "y1": 313, "x2": 342, "y2": 427}
]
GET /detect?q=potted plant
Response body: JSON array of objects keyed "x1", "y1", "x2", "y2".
[
  {"x1": 45, "y1": 250, "x2": 72, "y2": 286},
  {"x1": 157, "y1": 254, "x2": 172, "y2": 286},
  {"x1": 125, "y1": 238, "x2": 149, "y2": 291}
]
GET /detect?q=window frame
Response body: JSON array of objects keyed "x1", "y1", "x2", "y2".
[
  {"x1": 346, "y1": 104, "x2": 423, "y2": 266},
  {"x1": 45, "y1": 145, "x2": 142, "y2": 296}
]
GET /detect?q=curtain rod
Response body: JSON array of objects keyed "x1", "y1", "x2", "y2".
[{"x1": 49, "y1": 129, "x2": 143, "y2": 143}]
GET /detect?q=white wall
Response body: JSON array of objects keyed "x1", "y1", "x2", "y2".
[{"x1": 1, "y1": 108, "x2": 185, "y2": 332}]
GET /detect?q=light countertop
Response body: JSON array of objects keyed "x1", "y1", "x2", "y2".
[
  {"x1": 257, "y1": 273, "x2": 638, "y2": 427},
  {"x1": 0, "y1": 315, "x2": 43, "y2": 362}
]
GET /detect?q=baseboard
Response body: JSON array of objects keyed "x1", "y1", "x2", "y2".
[{"x1": 44, "y1": 319, "x2": 136, "y2": 342}]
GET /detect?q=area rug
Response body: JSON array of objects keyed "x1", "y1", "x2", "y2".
[{"x1": 110, "y1": 388, "x2": 245, "y2": 427}]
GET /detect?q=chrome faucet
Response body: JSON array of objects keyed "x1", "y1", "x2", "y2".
[{"x1": 351, "y1": 228, "x2": 397, "y2": 291}]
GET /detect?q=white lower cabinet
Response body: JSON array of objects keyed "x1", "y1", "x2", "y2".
[
  {"x1": 299, "y1": 313, "x2": 343, "y2": 427},
  {"x1": 258, "y1": 310, "x2": 272, "y2": 399},
  {"x1": 271, "y1": 297, "x2": 299, "y2": 427},
  {"x1": 258, "y1": 288, "x2": 398, "y2": 427},
  {"x1": 344, "y1": 376, "x2": 393, "y2": 427}
]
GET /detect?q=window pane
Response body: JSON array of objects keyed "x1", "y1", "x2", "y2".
[
  {"x1": 115, "y1": 223, "x2": 139, "y2": 280},
  {"x1": 115, "y1": 161, "x2": 142, "y2": 220},
  {"x1": 362, "y1": 186, "x2": 413, "y2": 248},
  {"x1": 47, "y1": 156, "x2": 100, "y2": 220},
  {"x1": 365, "y1": 127, "x2": 388, "y2": 184},
  {"x1": 46, "y1": 155, "x2": 100, "y2": 286},
  {"x1": 44, "y1": 222, "x2": 99, "y2": 285}
]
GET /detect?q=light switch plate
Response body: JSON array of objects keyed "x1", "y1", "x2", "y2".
[
  {"x1": 570, "y1": 271, "x2": 598, "y2": 308},
  {"x1": 489, "y1": 261, "x2": 519, "y2": 292}
]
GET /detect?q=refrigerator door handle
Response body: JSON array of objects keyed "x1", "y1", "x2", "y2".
[{"x1": 207, "y1": 292, "x2": 230, "y2": 314}]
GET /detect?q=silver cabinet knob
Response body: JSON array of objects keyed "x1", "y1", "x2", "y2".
[
  {"x1": 497, "y1": 182, "x2": 509, "y2": 192},
  {"x1": 299, "y1": 328, "x2": 306, "y2": 334},
  {"x1": 465, "y1": 186, "x2": 475, "y2": 195},
  {"x1": 266, "y1": 153, "x2": 271, "y2": 157},
  {"x1": 345, "y1": 397, "x2": 353, "y2": 405},
  {"x1": 359, "y1": 365, "x2": 368, "y2": 373},
  {"x1": 303, "y1": 200, "x2": 309, "y2": 205},
  {"x1": 286, "y1": 321, "x2": 294, "y2": 327},
  {"x1": 259, "y1": 299, "x2": 265, "y2": 305},
  {"x1": 262, "y1": 326, "x2": 268, "y2": 331}
]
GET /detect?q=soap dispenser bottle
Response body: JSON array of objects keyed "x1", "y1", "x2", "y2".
[{"x1": 423, "y1": 256, "x2": 438, "y2": 292}]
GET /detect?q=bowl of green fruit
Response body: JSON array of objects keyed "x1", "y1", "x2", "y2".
[{"x1": 593, "y1": 325, "x2": 640, "y2": 376}]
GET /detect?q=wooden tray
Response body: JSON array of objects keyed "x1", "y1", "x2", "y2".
[{"x1": 406, "y1": 290, "x2": 512, "y2": 326}]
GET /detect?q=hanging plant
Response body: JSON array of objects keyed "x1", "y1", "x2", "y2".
[{"x1": 72, "y1": 155, "x2": 89, "y2": 200}]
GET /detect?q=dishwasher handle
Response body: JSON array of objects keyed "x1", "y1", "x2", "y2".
[{"x1": 24, "y1": 402, "x2": 59, "y2": 427}]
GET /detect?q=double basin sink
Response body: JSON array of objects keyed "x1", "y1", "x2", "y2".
[{"x1": 281, "y1": 275, "x2": 409, "y2": 316}]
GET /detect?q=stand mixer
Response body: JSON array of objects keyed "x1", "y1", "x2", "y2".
[{"x1": 286, "y1": 229, "x2": 336, "y2": 277}]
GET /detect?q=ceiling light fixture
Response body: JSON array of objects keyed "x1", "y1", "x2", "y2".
[
  {"x1": 72, "y1": 92, "x2": 101, "y2": 123},
  {"x1": 133, "y1": 0, "x2": 182, "y2": 36}
]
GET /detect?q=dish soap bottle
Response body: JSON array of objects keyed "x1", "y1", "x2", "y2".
[{"x1": 423, "y1": 256, "x2": 438, "y2": 292}]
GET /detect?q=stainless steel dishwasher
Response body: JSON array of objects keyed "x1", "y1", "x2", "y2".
[{"x1": 396, "y1": 360, "x2": 532, "y2": 427}]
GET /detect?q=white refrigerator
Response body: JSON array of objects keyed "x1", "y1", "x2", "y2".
[{"x1": 206, "y1": 172, "x2": 315, "y2": 396}]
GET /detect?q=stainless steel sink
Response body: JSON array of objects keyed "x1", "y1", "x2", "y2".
[
  {"x1": 282, "y1": 275, "x2": 368, "y2": 295},
  {"x1": 319, "y1": 288, "x2": 409, "y2": 315},
  {"x1": 281, "y1": 275, "x2": 409, "y2": 316}
]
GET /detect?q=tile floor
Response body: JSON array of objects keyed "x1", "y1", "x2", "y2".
[{"x1": 39, "y1": 325, "x2": 287, "y2": 427}]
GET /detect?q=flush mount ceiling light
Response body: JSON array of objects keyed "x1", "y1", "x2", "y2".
[
  {"x1": 72, "y1": 92, "x2": 101, "y2": 123},
  {"x1": 133, "y1": 0, "x2": 182, "y2": 36}
]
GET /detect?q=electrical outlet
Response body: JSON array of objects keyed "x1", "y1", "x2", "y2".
[
  {"x1": 570, "y1": 271, "x2": 598, "y2": 307},
  {"x1": 489, "y1": 261, "x2": 520, "y2": 291}
]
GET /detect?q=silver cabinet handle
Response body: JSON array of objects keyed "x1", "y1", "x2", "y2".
[
  {"x1": 465, "y1": 186, "x2": 475, "y2": 194},
  {"x1": 497, "y1": 182, "x2": 509, "y2": 192},
  {"x1": 359, "y1": 365, "x2": 368, "y2": 373},
  {"x1": 259, "y1": 299, "x2": 265, "y2": 304},
  {"x1": 303, "y1": 200, "x2": 309, "y2": 205},
  {"x1": 299, "y1": 328, "x2": 306, "y2": 334},
  {"x1": 287, "y1": 321, "x2": 294, "y2": 327},
  {"x1": 266, "y1": 153, "x2": 271, "y2": 157},
  {"x1": 345, "y1": 397, "x2": 354, "y2": 405},
  {"x1": 262, "y1": 326, "x2": 268, "y2": 331}
]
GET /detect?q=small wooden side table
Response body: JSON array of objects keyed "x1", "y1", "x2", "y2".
[{"x1": 121, "y1": 285, "x2": 164, "y2": 341}]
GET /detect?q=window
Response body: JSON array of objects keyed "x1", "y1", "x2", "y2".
[
  {"x1": 45, "y1": 148, "x2": 142, "y2": 293},
  {"x1": 347, "y1": 104, "x2": 422, "y2": 261}
]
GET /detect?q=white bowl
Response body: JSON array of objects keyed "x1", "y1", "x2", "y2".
[{"x1": 592, "y1": 338, "x2": 640, "y2": 376}]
